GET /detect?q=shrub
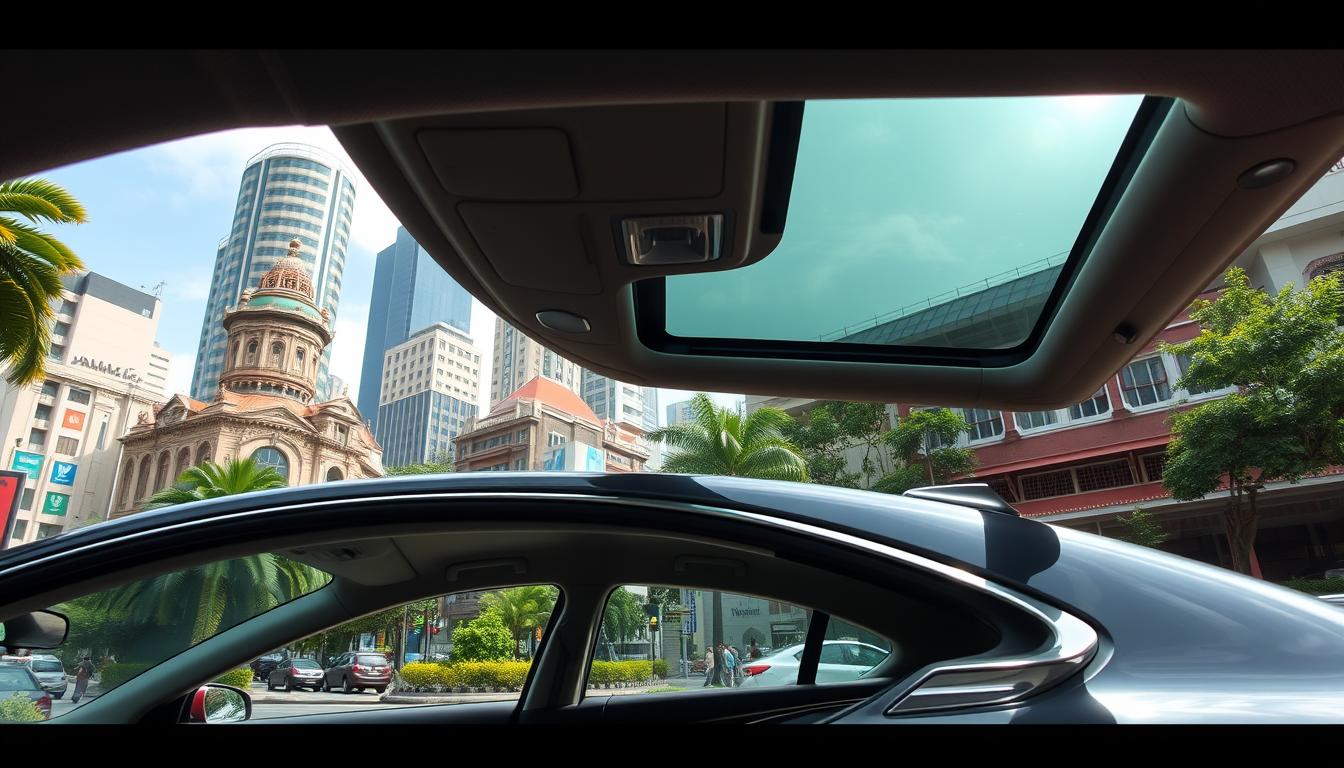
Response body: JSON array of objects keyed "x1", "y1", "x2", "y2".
[
  {"x1": 99, "y1": 663, "x2": 151, "y2": 689},
  {"x1": 589, "y1": 661, "x2": 653, "y2": 685},
  {"x1": 400, "y1": 661, "x2": 531, "y2": 690},
  {"x1": 1279, "y1": 577, "x2": 1344, "y2": 596},
  {"x1": 652, "y1": 659, "x2": 668, "y2": 679},
  {"x1": 449, "y1": 609, "x2": 513, "y2": 662},
  {"x1": 0, "y1": 693, "x2": 44, "y2": 722},
  {"x1": 212, "y1": 668, "x2": 253, "y2": 689},
  {"x1": 400, "y1": 662, "x2": 442, "y2": 689}
]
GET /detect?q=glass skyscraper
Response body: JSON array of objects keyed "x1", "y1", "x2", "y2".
[
  {"x1": 190, "y1": 143, "x2": 356, "y2": 402},
  {"x1": 358, "y1": 226, "x2": 474, "y2": 428}
]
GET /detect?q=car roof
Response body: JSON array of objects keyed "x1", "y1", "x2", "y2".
[{"x1": 6, "y1": 51, "x2": 1344, "y2": 407}]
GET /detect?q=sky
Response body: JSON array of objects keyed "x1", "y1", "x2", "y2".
[{"x1": 33, "y1": 126, "x2": 741, "y2": 424}]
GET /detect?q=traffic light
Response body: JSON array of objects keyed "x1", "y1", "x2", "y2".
[
  {"x1": 643, "y1": 603, "x2": 659, "y2": 617},
  {"x1": 648, "y1": 616, "x2": 659, "y2": 633}
]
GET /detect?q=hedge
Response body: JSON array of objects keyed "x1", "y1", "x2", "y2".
[
  {"x1": 99, "y1": 663, "x2": 150, "y2": 690},
  {"x1": 212, "y1": 668, "x2": 253, "y2": 689},
  {"x1": 397, "y1": 659, "x2": 664, "y2": 691},
  {"x1": 1279, "y1": 577, "x2": 1344, "y2": 596},
  {"x1": 652, "y1": 659, "x2": 668, "y2": 679},
  {"x1": 0, "y1": 693, "x2": 45, "y2": 722}
]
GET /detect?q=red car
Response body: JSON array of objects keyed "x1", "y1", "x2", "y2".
[{"x1": 321, "y1": 653, "x2": 391, "y2": 694}]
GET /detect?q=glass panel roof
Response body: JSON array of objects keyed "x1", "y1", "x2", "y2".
[{"x1": 661, "y1": 95, "x2": 1147, "y2": 350}]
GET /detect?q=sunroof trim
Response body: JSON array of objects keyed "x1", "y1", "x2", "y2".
[{"x1": 634, "y1": 95, "x2": 1176, "y2": 368}]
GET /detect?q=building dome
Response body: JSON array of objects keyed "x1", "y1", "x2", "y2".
[{"x1": 258, "y1": 240, "x2": 314, "y2": 299}]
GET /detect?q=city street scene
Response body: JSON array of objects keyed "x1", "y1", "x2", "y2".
[{"x1": 2, "y1": 52, "x2": 1343, "y2": 725}]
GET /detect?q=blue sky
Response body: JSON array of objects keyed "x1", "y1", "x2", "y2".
[{"x1": 32, "y1": 125, "x2": 739, "y2": 423}]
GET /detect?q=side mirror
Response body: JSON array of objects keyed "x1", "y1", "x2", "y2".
[
  {"x1": 0, "y1": 610, "x2": 69, "y2": 650},
  {"x1": 186, "y1": 684, "x2": 251, "y2": 723}
]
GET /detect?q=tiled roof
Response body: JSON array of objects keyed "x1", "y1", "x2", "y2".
[{"x1": 489, "y1": 376, "x2": 599, "y2": 423}]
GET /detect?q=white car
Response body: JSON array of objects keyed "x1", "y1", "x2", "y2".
[{"x1": 740, "y1": 640, "x2": 890, "y2": 687}]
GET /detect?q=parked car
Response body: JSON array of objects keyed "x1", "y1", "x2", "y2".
[
  {"x1": 322, "y1": 652, "x2": 391, "y2": 694},
  {"x1": 741, "y1": 640, "x2": 891, "y2": 688},
  {"x1": 26, "y1": 655, "x2": 68, "y2": 699},
  {"x1": 250, "y1": 653, "x2": 284, "y2": 681},
  {"x1": 267, "y1": 658, "x2": 324, "y2": 692},
  {"x1": 0, "y1": 664, "x2": 51, "y2": 720}
]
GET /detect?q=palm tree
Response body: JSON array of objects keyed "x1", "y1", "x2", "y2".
[
  {"x1": 88, "y1": 457, "x2": 326, "y2": 656},
  {"x1": 646, "y1": 393, "x2": 808, "y2": 481},
  {"x1": 479, "y1": 585, "x2": 558, "y2": 660},
  {"x1": 0, "y1": 179, "x2": 87, "y2": 386},
  {"x1": 646, "y1": 394, "x2": 809, "y2": 652},
  {"x1": 142, "y1": 459, "x2": 288, "y2": 510}
]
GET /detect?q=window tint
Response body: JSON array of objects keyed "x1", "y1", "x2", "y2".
[
  {"x1": 291, "y1": 659, "x2": 321, "y2": 669},
  {"x1": 0, "y1": 667, "x2": 37, "y2": 691}
]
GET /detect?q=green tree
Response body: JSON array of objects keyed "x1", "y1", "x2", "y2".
[
  {"x1": 646, "y1": 393, "x2": 807, "y2": 481},
  {"x1": 0, "y1": 178, "x2": 87, "y2": 386},
  {"x1": 1161, "y1": 267, "x2": 1344, "y2": 575},
  {"x1": 85, "y1": 456, "x2": 326, "y2": 655},
  {"x1": 385, "y1": 450, "x2": 454, "y2": 476},
  {"x1": 602, "y1": 587, "x2": 647, "y2": 645},
  {"x1": 1114, "y1": 506, "x2": 1169, "y2": 548},
  {"x1": 870, "y1": 408, "x2": 978, "y2": 495},
  {"x1": 449, "y1": 608, "x2": 513, "y2": 662},
  {"x1": 782, "y1": 401, "x2": 889, "y2": 487},
  {"x1": 142, "y1": 458, "x2": 288, "y2": 510},
  {"x1": 479, "y1": 585, "x2": 558, "y2": 659}
]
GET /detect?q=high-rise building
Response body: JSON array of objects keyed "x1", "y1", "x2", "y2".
[
  {"x1": 0, "y1": 272, "x2": 169, "y2": 545},
  {"x1": 190, "y1": 143, "x2": 357, "y2": 403},
  {"x1": 375, "y1": 323, "x2": 481, "y2": 467},
  {"x1": 665, "y1": 399, "x2": 695, "y2": 426},
  {"x1": 357, "y1": 226, "x2": 473, "y2": 426},
  {"x1": 490, "y1": 319, "x2": 581, "y2": 407},
  {"x1": 581, "y1": 372, "x2": 657, "y2": 433},
  {"x1": 116, "y1": 244, "x2": 381, "y2": 519}
]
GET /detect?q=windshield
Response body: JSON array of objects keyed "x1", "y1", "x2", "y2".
[
  {"x1": 30, "y1": 661, "x2": 62, "y2": 672},
  {"x1": 356, "y1": 655, "x2": 387, "y2": 666},
  {"x1": 290, "y1": 659, "x2": 320, "y2": 669},
  {"x1": 0, "y1": 668, "x2": 36, "y2": 691}
]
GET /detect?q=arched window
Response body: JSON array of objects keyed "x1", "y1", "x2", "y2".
[
  {"x1": 118, "y1": 460, "x2": 135, "y2": 509},
  {"x1": 195, "y1": 441, "x2": 212, "y2": 466},
  {"x1": 246, "y1": 340, "x2": 258, "y2": 364},
  {"x1": 325, "y1": 467, "x2": 344, "y2": 482},
  {"x1": 155, "y1": 451, "x2": 172, "y2": 491},
  {"x1": 135, "y1": 455, "x2": 152, "y2": 501},
  {"x1": 175, "y1": 447, "x2": 192, "y2": 478},
  {"x1": 271, "y1": 342, "x2": 284, "y2": 368},
  {"x1": 296, "y1": 347, "x2": 305, "y2": 372},
  {"x1": 251, "y1": 446, "x2": 289, "y2": 481}
]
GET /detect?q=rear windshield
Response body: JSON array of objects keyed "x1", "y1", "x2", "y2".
[
  {"x1": 291, "y1": 659, "x2": 320, "y2": 669},
  {"x1": 0, "y1": 668, "x2": 36, "y2": 691},
  {"x1": 357, "y1": 655, "x2": 388, "y2": 666},
  {"x1": 30, "y1": 661, "x2": 63, "y2": 672}
]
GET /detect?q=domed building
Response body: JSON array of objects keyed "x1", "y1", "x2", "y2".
[{"x1": 113, "y1": 241, "x2": 381, "y2": 517}]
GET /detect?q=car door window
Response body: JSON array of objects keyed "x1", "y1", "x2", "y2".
[
  {"x1": 28, "y1": 553, "x2": 331, "y2": 720},
  {"x1": 587, "y1": 585, "x2": 894, "y2": 696},
  {"x1": 255, "y1": 584, "x2": 560, "y2": 721},
  {"x1": 818, "y1": 617, "x2": 893, "y2": 684}
]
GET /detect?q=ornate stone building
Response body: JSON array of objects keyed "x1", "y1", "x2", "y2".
[{"x1": 113, "y1": 242, "x2": 381, "y2": 517}]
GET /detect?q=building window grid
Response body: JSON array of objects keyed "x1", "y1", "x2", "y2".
[
  {"x1": 1018, "y1": 457, "x2": 1139, "y2": 502},
  {"x1": 1120, "y1": 356, "x2": 1173, "y2": 408},
  {"x1": 1140, "y1": 453, "x2": 1167, "y2": 483}
]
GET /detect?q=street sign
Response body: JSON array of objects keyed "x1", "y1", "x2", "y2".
[{"x1": 685, "y1": 591, "x2": 697, "y2": 634}]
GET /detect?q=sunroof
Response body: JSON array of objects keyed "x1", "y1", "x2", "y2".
[{"x1": 652, "y1": 95, "x2": 1154, "y2": 358}]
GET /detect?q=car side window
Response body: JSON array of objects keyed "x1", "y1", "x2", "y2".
[{"x1": 587, "y1": 585, "x2": 894, "y2": 696}]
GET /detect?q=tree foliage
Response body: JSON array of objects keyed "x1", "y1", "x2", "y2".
[
  {"x1": 602, "y1": 587, "x2": 647, "y2": 645},
  {"x1": 449, "y1": 608, "x2": 514, "y2": 662},
  {"x1": 479, "y1": 585, "x2": 558, "y2": 660},
  {"x1": 1114, "y1": 506, "x2": 1169, "y2": 548},
  {"x1": 1161, "y1": 267, "x2": 1344, "y2": 574},
  {"x1": 646, "y1": 394, "x2": 807, "y2": 481},
  {"x1": 385, "y1": 450, "x2": 454, "y2": 476}
]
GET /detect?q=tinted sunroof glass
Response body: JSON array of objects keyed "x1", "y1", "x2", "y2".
[{"x1": 662, "y1": 96, "x2": 1147, "y2": 350}]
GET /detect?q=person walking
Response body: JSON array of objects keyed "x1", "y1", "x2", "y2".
[
  {"x1": 730, "y1": 646, "x2": 744, "y2": 686},
  {"x1": 72, "y1": 655, "x2": 95, "y2": 703},
  {"x1": 722, "y1": 644, "x2": 737, "y2": 688},
  {"x1": 749, "y1": 639, "x2": 762, "y2": 660},
  {"x1": 701, "y1": 647, "x2": 716, "y2": 687}
]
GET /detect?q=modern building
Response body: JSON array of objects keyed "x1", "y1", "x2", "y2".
[
  {"x1": 666, "y1": 399, "x2": 695, "y2": 426},
  {"x1": 115, "y1": 244, "x2": 380, "y2": 518},
  {"x1": 190, "y1": 143, "x2": 357, "y2": 403},
  {"x1": 746, "y1": 158, "x2": 1344, "y2": 581},
  {"x1": 581, "y1": 371, "x2": 658, "y2": 433},
  {"x1": 357, "y1": 226, "x2": 474, "y2": 425},
  {"x1": 1, "y1": 272, "x2": 169, "y2": 545},
  {"x1": 489, "y1": 319, "x2": 581, "y2": 407},
  {"x1": 374, "y1": 322, "x2": 481, "y2": 468},
  {"x1": 455, "y1": 377, "x2": 648, "y2": 473}
]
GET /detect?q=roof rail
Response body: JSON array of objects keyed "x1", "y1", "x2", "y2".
[{"x1": 903, "y1": 483, "x2": 1019, "y2": 517}]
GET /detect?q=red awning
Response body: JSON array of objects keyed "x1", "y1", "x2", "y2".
[{"x1": 975, "y1": 435, "x2": 1170, "y2": 477}]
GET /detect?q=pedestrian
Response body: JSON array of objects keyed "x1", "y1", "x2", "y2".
[
  {"x1": 701, "y1": 647, "x2": 716, "y2": 687},
  {"x1": 749, "y1": 639, "x2": 761, "y2": 660},
  {"x1": 730, "y1": 646, "x2": 744, "y2": 686},
  {"x1": 722, "y1": 644, "x2": 737, "y2": 688},
  {"x1": 72, "y1": 655, "x2": 95, "y2": 703}
]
